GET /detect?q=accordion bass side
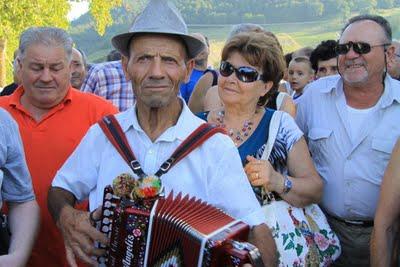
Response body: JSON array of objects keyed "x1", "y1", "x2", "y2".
[{"x1": 98, "y1": 186, "x2": 264, "y2": 267}]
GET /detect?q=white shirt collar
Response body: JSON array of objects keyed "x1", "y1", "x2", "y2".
[
  {"x1": 319, "y1": 74, "x2": 400, "y2": 108},
  {"x1": 116, "y1": 97, "x2": 205, "y2": 142}
]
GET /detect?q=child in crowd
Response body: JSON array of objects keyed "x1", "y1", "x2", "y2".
[{"x1": 288, "y1": 56, "x2": 314, "y2": 103}]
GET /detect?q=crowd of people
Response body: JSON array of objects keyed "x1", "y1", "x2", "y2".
[{"x1": 1, "y1": 0, "x2": 400, "y2": 266}]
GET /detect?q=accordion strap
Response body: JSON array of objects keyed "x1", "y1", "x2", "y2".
[{"x1": 98, "y1": 114, "x2": 225, "y2": 178}]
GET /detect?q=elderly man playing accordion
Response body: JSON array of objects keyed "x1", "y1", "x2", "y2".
[{"x1": 47, "y1": 1, "x2": 277, "y2": 266}]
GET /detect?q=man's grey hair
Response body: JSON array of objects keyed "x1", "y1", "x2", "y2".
[
  {"x1": 19, "y1": 27, "x2": 73, "y2": 61},
  {"x1": 341, "y1": 14, "x2": 392, "y2": 43},
  {"x1": 228, "y1": 23, "x2": 265, "y2": 40}
]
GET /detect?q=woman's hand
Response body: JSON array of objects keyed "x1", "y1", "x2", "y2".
[{"x1": 244, "y1": 155, "x2": 284, "y2": 193}]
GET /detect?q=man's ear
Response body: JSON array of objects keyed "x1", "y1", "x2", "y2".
[
  {"x1": 386, "y1": 45, "x2": 395, "y2": 69},
  {"x1": 16, "y1": 58, "x2": 23, "y2": 77},
  {"x1": 121, "y1": 55, "x2": 131, "y2": 81},
  {"x1": 184, "y1": 59, "x2": 195, "y2": 83}
]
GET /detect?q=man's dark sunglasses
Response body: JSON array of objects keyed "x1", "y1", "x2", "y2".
[
  {"x1": 219, "y1": 61, "x2": 264, "y2": 83},
  {"x1": 335, "y1": 41, "x2": 391, "y2": 55}
]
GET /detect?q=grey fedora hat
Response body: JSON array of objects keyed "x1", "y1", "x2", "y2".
[{"x1": 112, "y1": 0, "x2": 205, "y2": 59}]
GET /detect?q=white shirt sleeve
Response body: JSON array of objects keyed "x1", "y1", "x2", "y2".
[{"x1": 207, "y1": 142, "x2": 264, "y2": 226}]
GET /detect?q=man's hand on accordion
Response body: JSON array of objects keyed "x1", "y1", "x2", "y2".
[{"x1": 57, "y1": 205, "x2": 108, "y2": 267}]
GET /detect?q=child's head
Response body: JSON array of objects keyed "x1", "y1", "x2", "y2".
[{"x1": 288, "y1": 57, "x2": 314, "y2": 94}]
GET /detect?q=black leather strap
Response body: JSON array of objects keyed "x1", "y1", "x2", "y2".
[{"x1": 99, "y1": 115, "x2": 225, "y2": 179}]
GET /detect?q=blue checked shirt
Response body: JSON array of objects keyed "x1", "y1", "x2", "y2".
[{"x1": 82, "y1": 60, "x2": 134, "y2": 111}]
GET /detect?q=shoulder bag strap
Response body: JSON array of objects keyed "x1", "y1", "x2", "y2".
[
  {"x1": 261, "y1": 111, "x2": 283, "y2": 161},
  {"x1": 276, "y1": 92, "x2": 288, "y2": 110}
]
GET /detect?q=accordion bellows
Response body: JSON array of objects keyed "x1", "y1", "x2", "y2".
[{"x1": 99, "y1": 186, "x2": 262, "y2": 267}]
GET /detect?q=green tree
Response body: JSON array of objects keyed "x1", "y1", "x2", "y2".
[
  {"x1": 350, "y1": 0, "x2": 377, "y2": 13},
  {"x1": 322, "y1": 0, "x2": 350, "y2": 22},
  {"x1": 0, "y1": 0, "x2": 122, "y2": 87}
]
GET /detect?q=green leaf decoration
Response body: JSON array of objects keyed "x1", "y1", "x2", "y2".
[{"x1": 295, "y1": 244, "x2": 303, "y2": 256}]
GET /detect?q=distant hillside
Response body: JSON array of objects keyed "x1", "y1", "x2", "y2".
[{"x1": 68, "y1": 6, "x2": 400, "y2": 67}]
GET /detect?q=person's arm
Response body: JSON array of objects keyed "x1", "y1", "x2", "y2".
[
  {"x1": 278, "y1": 83, "x2": 288, "y2": 93},
  {"x1": 371, "y1": 139, "x2": 400, "y2": 267},
  {"x1": 245, "y1": 138, "x2": 323, "y2": 208},
  {"x1": 248, "y1": 224, "x2": 277, "y2": 267},
  {"x1": 0, "y1": 200, "x2": 40, "y2": 267},
  {"x1": 245, "y1": 113, "x2": 322, "y2": 207},
  {"x1": 48, "y1": 187, "x2": 108, "y2": 267},
  {"x1": 203, "y1": 85, "x2": 222, "y2": 112},
  {"x1": 280, "y1": 95, "x2": 296, "y2": 118},
  {"x1": 188, "y1": 72, "x2": 214, "y2": 113},
  {"x1": 282, "y1": 137, "x2": 322, "y2": 206}
]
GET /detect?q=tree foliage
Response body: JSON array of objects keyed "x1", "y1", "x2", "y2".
[{"x1": 0, "y1": 0, "x2": 122, "y2": 86}]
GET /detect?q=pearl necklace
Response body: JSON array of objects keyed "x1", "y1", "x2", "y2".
[{"x1": 215, "y1": 110, "x2": 255, "y2": 146}]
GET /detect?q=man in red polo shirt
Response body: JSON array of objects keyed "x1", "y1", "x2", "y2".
[{"x1": 0, "y1": 27, "x2": 118, "y2": 266}]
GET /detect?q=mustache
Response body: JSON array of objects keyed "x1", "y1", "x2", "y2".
[
  {"x1": 34, "y1": 82, "x2": 55, "y2": 88},
  {"x1": 344, "y1": 60, "x2": 365, "y2": 67},
  {"x1": 142, "y1": 80, "x2": 172, "y2": 87}
]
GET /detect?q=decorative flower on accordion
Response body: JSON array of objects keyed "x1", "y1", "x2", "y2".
[
  {"x1": 133, "y1": 175, "x2": 162, "y2": 199},
  {"x1": 112, "y1": 173, "x2": 136, "y2": 198},
  {"x1": 132, "y1": 228, "x2": 142, "y2": 237}
]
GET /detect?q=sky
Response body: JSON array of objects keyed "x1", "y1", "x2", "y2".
[{"x1": 68, "y1": 1, "x2": 90, "y2": 21}]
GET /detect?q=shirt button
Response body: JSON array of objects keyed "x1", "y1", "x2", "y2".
[
  {"x1": 347, "y1": 156, "x2": 352, "y2": 160},
  {"x1": 148, "y1": 150, "x2": 153, "y2": 154}
]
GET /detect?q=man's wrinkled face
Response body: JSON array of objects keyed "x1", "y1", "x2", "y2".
[
  {"x1": 70, "y1": 48, "x2": 86, "y2": 89},
  {"x1": 122, "y1": 34, "x2": 193, "y2": 109},
  {"x1": 18, "y1": 43, "x2": 71, "y2": 109}
]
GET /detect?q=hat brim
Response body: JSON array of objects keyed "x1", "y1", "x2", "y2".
[{"x1": 112, "y1": 31, "x2": 205, "y2": 59}]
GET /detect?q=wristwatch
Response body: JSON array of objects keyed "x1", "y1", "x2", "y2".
[{"x1": 282, "y1": 175, "x2": 292, "y2": 194}]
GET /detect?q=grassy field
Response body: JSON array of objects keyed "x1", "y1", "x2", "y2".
[
  {"x1": 74, "y1": 7, "x2": 400, "y2": 67},
  {"x1": 189, "y1": 19, "x2": 342, "y2": 68},
  {"x1": 187, "y1": 7, "x2": 400, "y2": 69},
  {"x1": 88, "y1": 20, "x2": 340, "y2": 67}
]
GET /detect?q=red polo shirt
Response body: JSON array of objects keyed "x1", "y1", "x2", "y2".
[{"x1": 0, "y1": 86, "x2": 118, "y2": 266}]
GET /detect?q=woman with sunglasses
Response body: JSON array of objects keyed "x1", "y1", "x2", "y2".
[
  {"x1": 197, "y1": 29, "x2": 296, "y2": 118},
  {"x1": 197, "y1": 32, "x2": 323, "y2": 262}
]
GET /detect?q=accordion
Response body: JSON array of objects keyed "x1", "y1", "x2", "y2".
[{"x1": 98, "y1": 186, "x2": 263, "y2": 267}]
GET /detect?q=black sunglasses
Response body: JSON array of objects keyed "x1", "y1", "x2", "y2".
[
  {"x1": 335, "y1": 41, "x2": 390, "y2": 55},
  {"x1": 219, "y1": 61, "x2": 264, "y2": 83}
]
